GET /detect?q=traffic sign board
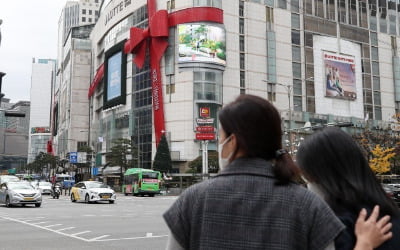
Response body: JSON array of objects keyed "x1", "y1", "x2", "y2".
[
  {"x1": 69, "y1": 152, "x2": 78, "y2": 164},
  {"x1": 196, "y1": 133, "x2": 216, "y2": 140}
]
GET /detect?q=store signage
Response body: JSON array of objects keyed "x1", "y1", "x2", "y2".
[
  {"x1": 196, "y1": 133, "x2": 215, "y2": 140},
  {"x1": 200, "y1": 107, "x2": 210, "y2": 118},
  {"x1": 196, "y1": 118, "x2": 214, "y2": 124},
  {"x1": 196, "y1": 126, "x2": 215, "y2": 132},
  {"x1": 104, "y1": 0, "x2": 132, "y2": 26}
]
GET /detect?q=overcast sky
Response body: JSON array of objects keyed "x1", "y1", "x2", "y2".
[{"x1": 0, "y1": 0, "x2": 67, "y2": 103}]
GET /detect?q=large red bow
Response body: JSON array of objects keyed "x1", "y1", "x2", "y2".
[
  {"x1": 124, "y1": 0, "x2": 223, "y2": 146},
  {"x1": 123, "y1": 10, "x2": 169, "y2": 69}
]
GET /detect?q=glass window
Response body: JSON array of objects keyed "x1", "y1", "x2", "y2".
[
  {"x1": 306, "y1": 80, "x2": 315, "y2": 97},
  {"x1": 278, "y1": 0, "x2": 286, "y2": 9},
  {"x1": 363, "y1": 89, "x2": 373, "y2": 104},
  {"x1": 371, "y1": 47, "x2": 379, "y2": 61},
  {"x1": 349, "y1": 0, "x2": 357, "y2": 25},
  {"x1": 304, "y1": 0, "x2": 313, "y2": 15},
  {"x1": 305, "y1": 48, "x2": 313, "y2": 64},
  {"x1": 294, "y1": 96, "x2": 302, "y2": 111},
  {"x1": 89, "y1": 10, "x2": 92, "y2": 15},
  {"x1": 315, "y1": 0, "x2": 324, "y2": 18},
  {"x1": 89, "y1": 18, "x2": 92, "y2": 22},
  {"x1": 338, "y1": 0, "x2": 347, "y2": 23},
  {"x1": 82, "y1": 9, "x2": 86, "y2": 14},
  {"x1": 306, "y1": 63, "x2": 314, "y2": 79},
  {"x1": 240, "y1": 36, "x2": 245, "y2": 52},
  {"x1": 304, "y1": 32, "x2": 313, "y2": 47},
  {"x1": 193, "y1": 71, "x2": 222, "y2": 103},
  {"x1": 291, "y1": 13, "x2": 300, "y2": 29},
  {"x1": 307, "y1": 97, "x2": 315, "y2": 113},
  {"x1": 327, "y1": 0, "x2": 336, "y2": 20},
  {"x1": 292, "y1": 46, "x2": 301, "y2": 62},
  {"x1": 363, "y1": 74, "x2": 372, "y2": 89},
  {"x1": 293, "y1": 79, "x2": 302, "y2": 95},
  {"x1": 291, "y1": 30, "x2": 300, "y2": 45},
  {"x1": 82, "y1": 17, "x2": 86, "y2": 22},
  {"x1": 362, "y1": 44, "x2": 370, "y2": 58},
  {"x1": 374, "y1": 91, "x2": 381, "y2": 105},
  {"x1": 370, "y1": 16, "x2": 377, "y2": 31},
  {"x1": 370, "y1": 32, "x2": 378, "y2": 46},
  {"x1": 240, "y1": 71, "x2": 245, "y2": 88},
  {"x1": 240, "y1": 53, "x2": 245, "y2": 69},
  {"x1": 239, "y1": 18, "x2": 244, "y2": 34},
  {"x1": 359, "y1": 0, "x2": 368, "y2": 28},
  {"x1": 362, "y1": 59, "x2": 371, "y2": 74},
  {"x1": 373, "y1": 76, "x2": 380, "y2": 90},
  {"x1": 291, "y1": 0, "x2": 299, "y2": 12},
  {"x1": 239, "y1": 0, "x2": 244, "y2": 16},
  {"x1": 380, "y1": 18, "x2": 387, "y2": 33},
  {"x1": 372, "y1": 61, "x2": 380, "y2": 75},
  {"x1": 374, "y1": 106, "x2": 382, "y2": 120},
  {"x1": 292, "y1": 62, "x2": 301, "y2": 79}
]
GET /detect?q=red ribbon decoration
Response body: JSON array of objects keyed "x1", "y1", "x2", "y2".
[{"x1": 124, "y1": 0, "x2": 223, "y2": 146}]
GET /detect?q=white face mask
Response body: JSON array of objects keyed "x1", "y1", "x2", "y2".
[{"x1": 218, "y1": 135, "x2": 233, "y2": 172}]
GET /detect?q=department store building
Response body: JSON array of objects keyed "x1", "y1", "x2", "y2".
[{"x1": 87, "y1": 0, "x2": 400, "y2": 171}]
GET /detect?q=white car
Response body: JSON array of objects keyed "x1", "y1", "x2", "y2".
[
  {"x1": 37, "y1": 181, "x2": 53, "y2": 195},
  {"x1": 0, "y1": 175, "x2": 20, "y2": 184},
  {"x1": 71, "y1": 181, "x2": 116, "y2": 204},
  {"x1": 0, "y1": 181, "x2": 42, "y2": 207}
]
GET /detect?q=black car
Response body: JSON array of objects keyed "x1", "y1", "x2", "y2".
[{"x1": 382, "y1": 184, "x2": 400, "y2": 206}]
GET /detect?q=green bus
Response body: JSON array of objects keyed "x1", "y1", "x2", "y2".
[{"x1": 122, "y1": 168, "x2": 162, "y2": 196}]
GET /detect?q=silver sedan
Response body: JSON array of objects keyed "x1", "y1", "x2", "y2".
[{"x1": 0, "y1": 181, "x2": 42, "y2": 207}]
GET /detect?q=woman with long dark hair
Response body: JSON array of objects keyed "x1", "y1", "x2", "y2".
[
  {"x1": 164, "y1": 95, "x2": 347, "y2": 249},
  {"x1": 297, "y1": 127, "x2": 400, "y2": 249}
]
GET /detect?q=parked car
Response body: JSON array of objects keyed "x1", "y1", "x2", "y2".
[
  {"x1": 71, "y1": 181, "x2": 116, "y2": 204},
  {"x1": 37, "y1": 181, "x2": 53, "y2": 195},
  {"x1": 382, "y1": 184, "x2": 400, "y2": 206},
  {"x1": 0, "y1": 175, "x2": 20, "y2": 184},
  {"x1": 0, "y1": 181, "x2": 42, "y2": 207}
]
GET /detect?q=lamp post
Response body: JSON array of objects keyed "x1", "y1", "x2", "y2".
[{"x1": 262, "y1": 80, "x2": 294, "y2": 154}]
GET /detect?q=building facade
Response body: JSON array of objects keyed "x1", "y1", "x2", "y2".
[
  {"x1": 0, "y1": 100, "x2": 30, "y2": 172},
  {"x1": 84, "y1": 0, "x2": 400, "y2": 172},
  {"x1": 28, "y1": 58, "x2": 55, "y2": 163}
]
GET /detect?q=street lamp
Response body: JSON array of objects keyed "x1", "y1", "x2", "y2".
[{"x1": 262, "y1": 80, "x2": 294, "y2": 154}]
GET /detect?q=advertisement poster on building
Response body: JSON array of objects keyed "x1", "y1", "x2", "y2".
[
  {"x1": 107, "y1": 51, "x2": 122, "y2": 101},
  {"x1": 178, "y1": 23, "x2": 226, "y2": 65},
  {"x1": 324, "y1": 52, "x2": 357, "y2": 100}
]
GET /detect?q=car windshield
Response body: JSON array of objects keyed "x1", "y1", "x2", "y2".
[
  {"x1": 8, "y1": 182, "x2": 34, "y2": 190},
  {"x1": 2, "y1": 176, "x2": 20, "y2": 182},
  {"x1": 86, "y1": 182, "x2": 109, "y2": 189},
  {"x1": 38, "y1": 182, "x2": 52, "y2": 187}
]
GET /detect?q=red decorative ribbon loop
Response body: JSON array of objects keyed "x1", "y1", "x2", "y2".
[{"x1": 124, "y1": 0, "x2": 224, "y2": 146}]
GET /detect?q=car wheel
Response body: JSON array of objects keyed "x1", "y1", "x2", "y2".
[
  {"x1": 85, "y1": 194, "x2": 90, "y2": 204},
  {"x1": 124, "y1": 193, "x2": 128, "y2": 196},
  {"x1": 71, "y1": 193, "x2": 76, "y2": 202},
  {"x1": 5, "y1": 196, "x2": 11, "y2": 207},
  {"x1": 109, "y1": 200, "x2": 115, "y2": 204},
  {"x1": 35, "y1": 203, "x2": 41, "y2": 208}
]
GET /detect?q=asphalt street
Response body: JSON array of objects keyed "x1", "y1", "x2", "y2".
[{"x1": 0, "y1": 193, "x2": 177, "y2": 250}]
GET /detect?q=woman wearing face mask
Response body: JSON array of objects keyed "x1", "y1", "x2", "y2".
[
  {"x1": 297, "y1": 127, "x2": 400, "y2": 250},
  {"x1": 163, "y1": 95, "x2": 390, "y2": 250}
]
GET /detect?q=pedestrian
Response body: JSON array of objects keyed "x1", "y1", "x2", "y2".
[
  {"x1": 297, "y1": 127, "x2": 399, "y2": 249},
  {"x1": 163, "y1": 94, "x2": 390, "y2": 250}
]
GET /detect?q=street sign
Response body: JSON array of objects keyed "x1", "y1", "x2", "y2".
[
  {"x1": 77, "y1": 152, "x2": 87, "y2": 163},
  {"x1": 196, "y1": 126, "x2": 215, "y2": 132},
  {"x1": 196, "y1": 118, "x2": 214, "y2": 124},
  {"x1": 196, "y1": 133, "x2": 216, "y2": 140},
  {"x1": 69, "y1": 152, "x2": 78, "y2": 164},
  {"x1": 92, "y1": 167, "x2": 98, "y2": 176}
]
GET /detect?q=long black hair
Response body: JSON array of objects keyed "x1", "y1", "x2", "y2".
[
  {"x1": 218, "y1": 94, "x2": 299, "y2": 184},
  {"x1": 297, "y1": 127, "x2": 399, "y2": 216}
]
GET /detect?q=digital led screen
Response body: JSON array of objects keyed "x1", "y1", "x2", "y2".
[{"x1": 178, "y1": 23, "x2": 226, "y2": 65}]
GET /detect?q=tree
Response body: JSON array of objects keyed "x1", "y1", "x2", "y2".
[
  {"x1": 106, "y1": 138, "x2": 137, "y2": 183},
  {"x1": 153, "y1": 135, "x2": 172, "y2": 173},
  {"x1": 187, "y1": 151, "x2": 219, "y2": 174},
  {"x1": 369, "y1": 144, "x2": 396, "y2": 174}
]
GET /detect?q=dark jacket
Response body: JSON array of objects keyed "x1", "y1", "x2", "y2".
[
  {"x1": 335, "y1": 207, "x2": 400, "y2": 250},
  {"x1": 163, "y1": 157, "x2": 344, "y2": 250}
]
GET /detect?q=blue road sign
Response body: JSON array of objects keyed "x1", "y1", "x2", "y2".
[{"x1": 69, "y1": 152, "x2": 78, "y2": 164}]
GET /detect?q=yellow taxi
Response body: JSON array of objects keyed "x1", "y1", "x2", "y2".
[{"x1": 71, "y1": 181, "x2": 116, "y2": 204}]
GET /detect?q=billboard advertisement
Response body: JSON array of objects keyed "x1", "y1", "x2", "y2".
[
  {"x1": 178, "y1": 23, "x2": 226, "y2": 65},
  {"x1": 107, "y1": 51, "x2": 122, "y2": 101},
  {"x1": 103, "y1": 41, "x2": 126, "y2": 110},
  {"x1": 324, "y1": 52, "x2": 357, "y2": 100}
]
